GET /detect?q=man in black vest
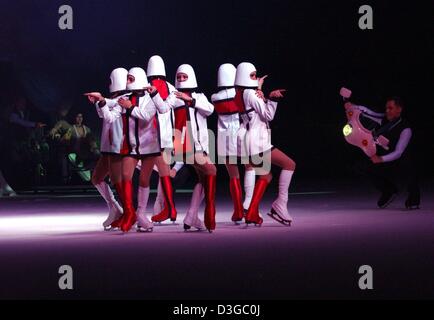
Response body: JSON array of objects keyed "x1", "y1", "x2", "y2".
[{"x1": 351, "y1": 97, "x2": 420, "y2": 209}]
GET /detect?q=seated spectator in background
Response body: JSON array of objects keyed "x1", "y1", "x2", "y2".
[
  {"x1": 63, "y1": 113, "x2": 99, "y2": 180},
  {"x1": 47, "y1": 102, "x2": 73, "y2": 184},
  {"x1": 49, "y1": 102, "x2": 72, "y2": 141},
  {"x1": 8, "y1": 96, "x2": 49, "y2": 186},
  {"x1": 9, "y1": 97, "x2": 46, "y2": 138}
]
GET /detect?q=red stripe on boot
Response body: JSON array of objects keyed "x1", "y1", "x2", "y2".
[
  {"x1": 120, "y1": 180, "x2": 136, "y2": 232},
  {"x1": 151, "y1": 176, "x2": 177, "y2": 222},
  {"x1": 204, "y1": 175, "x2": 216, "y2": 232},
  {"x1": 245, "y1": 177, "x2": 268, "y2": 225},
  {"x1": 229, "y1": 177, "x2": 244, "y2": 222},
  {"x1": 111, "y1": 182, "x2": 125, "y2": 228}
]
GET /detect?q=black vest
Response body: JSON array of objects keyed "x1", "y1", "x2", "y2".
[{"x1": 375, "y1": 117, "x2": 411, "y2": 157}]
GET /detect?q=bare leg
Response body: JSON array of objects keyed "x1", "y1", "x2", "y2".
[
  {"x1": 191, "y1": 152, "x2": 217, "y2": 176},
  {"x1": 108, "y1": 155, "x2": 123, "y2": 185},
  {"x1": 154, "y1": 155, "x2": 171, "y2": 177},
  {"x1": 91, "y1": 155, "x2": 109, "y2": 185},
  {"x1": 225, "y1": 163, "x2": 240, "y2": 178},
  {"x1": 122, "y1": 157, "x2": 139, "y2": 182},
  {"x1": 271, "y1": 148, "x2": 296, "y2": 171},
  {"x1": 139, "y1": 157, "x2": 156, "y2": 188}
]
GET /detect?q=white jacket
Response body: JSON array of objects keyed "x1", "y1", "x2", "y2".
[
  {"x1": 239, "y1": 89, "x2": 278, "y2": 156},
  {"x1": 211, "y1": 88, "x2": 241, "y2": 157},
  {"x1": 95, "y1": 97, "x2": 125, "y2": 154},
  {"x1": 154, "y1": 82, "x2": 176, "y2": 149},
  {"x1": 99, "y1": 92, "x2": 170, "y2": 156},
  {"x1": 152, "y1": 91, "x2": 214, "y2": 154}
]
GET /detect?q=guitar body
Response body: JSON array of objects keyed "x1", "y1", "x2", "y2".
[{"x1": 343, "y1": 106, "x2": 377, "y2": 157}]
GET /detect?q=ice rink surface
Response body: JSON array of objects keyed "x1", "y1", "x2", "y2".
[{"x1": 0, "y1": 188, "x2": 432, "y2": 299}]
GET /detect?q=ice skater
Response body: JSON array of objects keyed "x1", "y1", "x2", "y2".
[
  {"x1": 151, "y1": 64, "x2": 217, "y2": 232},
  {"x1": 234, "y1": 62, "x2": 296, "y2": 227},
  {"x1": 211, "y1": 63, "x2": 257, "y2": 223},
  {"x1": 86, "y1": 67, "x2": 175, "y2": 232},
  {"x1": 86, "y1": 68, "x2": 126, "y2": 230}
]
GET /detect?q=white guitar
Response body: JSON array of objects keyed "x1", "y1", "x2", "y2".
[{"x1": 340, "y1": 87, "x2": 389, "y2": 157}]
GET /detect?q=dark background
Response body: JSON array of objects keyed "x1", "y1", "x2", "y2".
[{"x1": 0, "y1": 0, "x2": 432, "y2": 188}]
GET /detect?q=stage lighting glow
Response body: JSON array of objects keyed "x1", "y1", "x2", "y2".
[
  {"x1": 343, "y1": 124, "x2": 352, "y2": 137},
  {"x1": 0, "y1": 214, "x2": 104, "y2": 238}
]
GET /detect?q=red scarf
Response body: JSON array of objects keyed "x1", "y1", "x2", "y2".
[
  {"x1": 214, "y1": 98, "x2": 239, "y2": 114},
  {"x1": 234, "y1": 88, "x2": 246, "y2": 112},
  {"x1": 173, "y1": 92, "x2": 193, "y2": 155},
  {"x1": 151, "y1": 78, "x2": 170, "y2": 100}
]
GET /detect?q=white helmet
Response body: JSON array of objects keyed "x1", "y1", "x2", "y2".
[
  {"x1": 109, "y1": 68, "x2": 128, "y2": 93},
  {"x1": 234, "y1": 62, "x2": 258, "y2": 88},
  {"x1": 217, "y1": 63, "x2": 236, "y2": 88},
  {"x1": 147, "y1": 55, "x2": 166, "y2": 78},
  {"x1": 126, "y1": 67, "x2": 149, "y2": 91},
  {"x1": 175, "y1": 64, "x2": 198, "y2": 90}
]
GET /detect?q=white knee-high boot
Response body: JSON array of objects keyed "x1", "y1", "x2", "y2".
[
  {"x1": 153, "y1": 180, "x2": 165, "y2": 215},
  {"x1": 137, "y1": 186, "x2": 153, "y2": 231},
  {"x1": 270, "y1": 170, "x2": 294, "y2": 224},
  {"x1": 243, "y1": 169, "x2": 256, "y2": 210},
  {"x1": 94, "y1": 181, "x2": 123, "y2": 228},
  {"x1": 183, "y1": 183, "x2": 205, "y2": 230}
]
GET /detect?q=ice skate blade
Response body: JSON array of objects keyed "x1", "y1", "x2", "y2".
[
  {"x1": 245, "y1": 221, "x2": 262, "y2": 227},
  {"x1": 378, "y1": 193, "x2": 397, "y2": 209},
  {"x1": 267, "y1": 211, "x2": 291, "y2": 226}
]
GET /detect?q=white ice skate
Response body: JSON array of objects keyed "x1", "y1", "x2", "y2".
[
  {"x1": 183, "y1": 214, "x2": 205, "y2": 231},
  {"x1": 103, "y1": 202, "x2": 123, "y2": 231},
  {"x1": 267, "y1": 170, "x2": 294, "y2": 227},
  {"x1": 183, "y1": 183, "x2": 206, "y2": 231},
  {"x1": 134, "y1": 186, "x2": 153, "y2": 232},
  {"x1": 268, "y1": 204, "x2": 292, "y2": 227},
  {"x1": 136, "y1": 213, "x2": 154, "y2": 233}
]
